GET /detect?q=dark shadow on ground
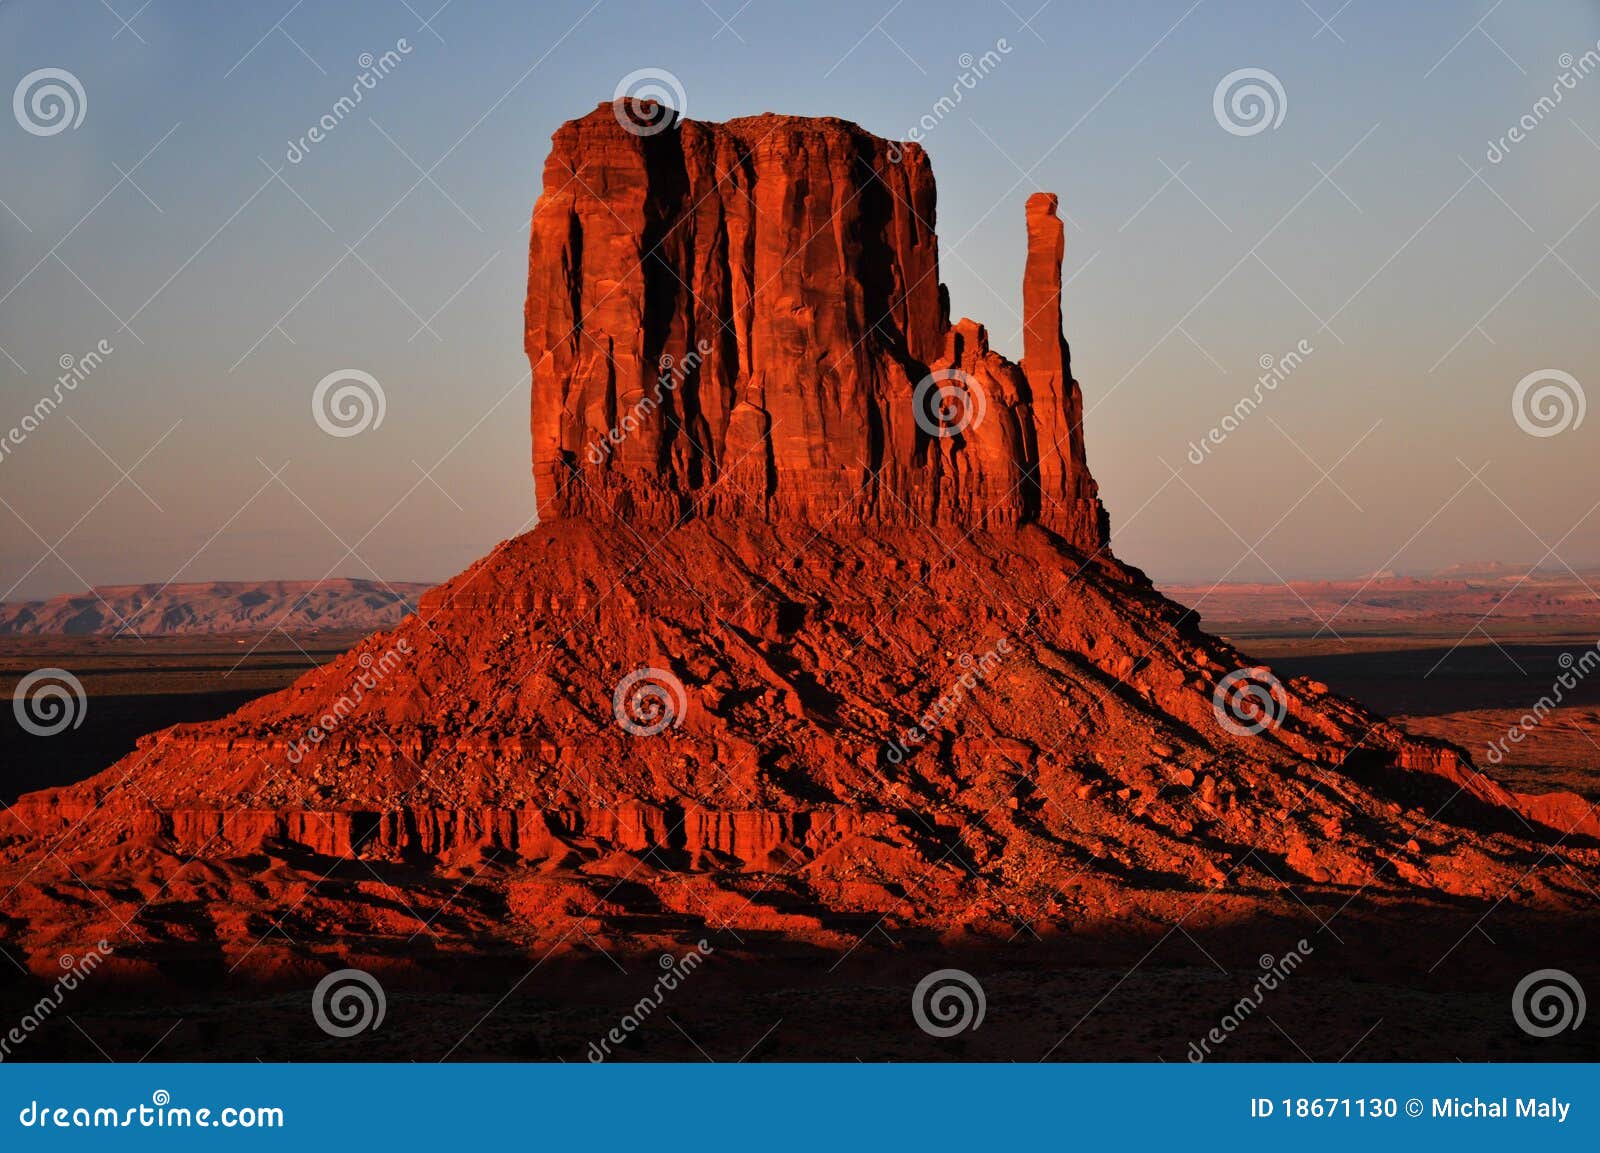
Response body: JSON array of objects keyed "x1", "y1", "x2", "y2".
[
  {"x1": 1264, "y1": 643, "x2": 1600, "y2": 717},
  {"x1": 1, "y1": 904, "x2": 1596, "y2": 1063},
  {"x1": 0, "y1": 632, "x2": 366, "y2": 803}
]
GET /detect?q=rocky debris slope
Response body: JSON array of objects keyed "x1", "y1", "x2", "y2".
[{"x1": 2, "y1": 518, "x2": 1595, "y2": 972}]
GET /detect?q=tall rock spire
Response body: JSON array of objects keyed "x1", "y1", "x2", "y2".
[{"x1": 1022, "y1": 192, "x2": 1107, "y2": 552}]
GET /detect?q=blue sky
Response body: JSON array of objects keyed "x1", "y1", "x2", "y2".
[{"x1": 3, "y1": 0, "x2": 1600, "y2": 598}]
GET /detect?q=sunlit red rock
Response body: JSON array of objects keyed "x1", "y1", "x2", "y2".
[
  {"x1": 0, "y1": 105, "x2": 1594, "y2": 983},
  {"x1": 525, "y1": 102, "x2": 1108, "y2": 545}
]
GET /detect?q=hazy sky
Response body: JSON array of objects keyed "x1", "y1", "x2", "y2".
[{"x1": 3, "y1": 0, "x2": 1600, "y2": 600}]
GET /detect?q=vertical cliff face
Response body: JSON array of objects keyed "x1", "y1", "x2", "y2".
[{"x1": 524, "y1": 101, "x2": 1107, "y2": 548}]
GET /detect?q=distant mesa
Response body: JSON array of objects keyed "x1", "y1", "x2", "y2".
[
  {"x1": 1429, "y1": 560, "x2": 1540, "y2": 582},
  {"x1": 0, "y1": 579, "x2": 430, "y2": 636},
  {"x1": 1159, "y1": 565, "x2": 1600, "y2": 629}
]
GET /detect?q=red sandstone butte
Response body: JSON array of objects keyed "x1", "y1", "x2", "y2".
[
  {"x1": 0, "y1": 104, "x2": 1595, "y2": 974},
  {"x1": 525, "y1": 104, "x2": 1104, "y2": 544}
]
